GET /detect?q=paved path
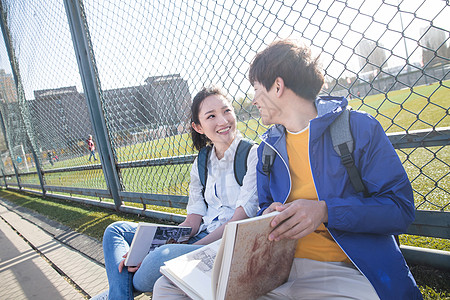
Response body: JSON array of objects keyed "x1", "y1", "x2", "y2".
[{"x1": 0, "y1": 199, "x2": 151, "y2": 299}]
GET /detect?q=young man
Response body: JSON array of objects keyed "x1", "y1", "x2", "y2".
[{"x1": 250, "y1": 39, "x2": 422, "y2": 299}]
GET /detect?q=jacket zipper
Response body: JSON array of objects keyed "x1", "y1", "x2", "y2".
[
  {"x1": 259, "y1": 135, "x2": 292, "y2": 204},
  {"x1": 307, "y1": 129, "x2": 377, "y2": 296}
]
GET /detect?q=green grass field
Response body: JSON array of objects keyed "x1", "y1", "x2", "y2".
[{"x1": 2, "y1": 80, "x2": 450, "y2": 299}]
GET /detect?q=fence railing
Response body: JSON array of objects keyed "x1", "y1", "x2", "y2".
[{"x1": 0, "y1": 0, "x2": 448, "y2": 266}]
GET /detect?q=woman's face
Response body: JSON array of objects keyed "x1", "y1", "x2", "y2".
[{"x1": 192, "y1": 94, "x2": 237, "y2": 150}]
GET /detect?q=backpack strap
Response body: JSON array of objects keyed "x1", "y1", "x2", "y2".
[
  {"x1": 330, "y1": 108, "x2": 368, "y2": 196},
  {"x1": 197, "y1": 139, "x2": 254, "y2": 201},
  {"x1": 197, "y1": 145, "x2": 212, "y2": 198},
  {"x1": 234, "y1": 139, "x2": 255, "y2": 186},
  {"x1": 262, "y1": 142, "x2": 276, "y2": 177}
]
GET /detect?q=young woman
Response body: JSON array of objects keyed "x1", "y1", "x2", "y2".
[{"x1": 92, "y1": 86, "x2": 258, "y2": 299}]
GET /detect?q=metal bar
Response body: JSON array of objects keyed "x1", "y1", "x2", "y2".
[
  {"x1": 119, "y1": 191, "x2": 188, "y2": 209},
  {"x1": 2, "y1": 172, "x2": 16, "y2": 177},
  {"x1": 40, "y1": 163, "x2": 103, "y2": 174},
  {"x1": 18, "y1": 155, "x2": 192, "y2": 175},
  {"x1": 401, "y1": 245, "x2": 450, "y2": 270},
  {"x1": 58, "y1": 193, "x2": 186, "y2": 223},
  {"x1": 388, "y1": 127, "x2": 450, "y2": 149},
  {"x1": 10, "y1": 187, "x2": 186, "y2": 223},
  {"x1": 118, "y1": 205, "x2": 186, "y2": 223},
  {"x1": 16, "y1": 155, "x2": 192, "y2": 176},
  {"x1": 1, "y1": 168, "x2": 7, "y2": 187},
  {"x1": 63, "y1": 0, "x2": 123, "y2": 209},
  {"x1": 7, "y1": 170, "x2": 36, "y2": 176},
  {"x1": 117, "y1": 155, "x2": 196, "y2": 169},
  {"x1": 31, "y1": 150, "x2": 46, "y2": 195},
  {"x1": 19, "y1": 183, "x2": 42, "y2": 190},
  {"x1": 45, "y1": 185, "x2": 111, "y2": 198},
  {"x1": 0, "y1": 110, "x2": 20, "y2": 189},
  {"x1": 406, "y1": 210, "x2": 450, "y2": 239}
]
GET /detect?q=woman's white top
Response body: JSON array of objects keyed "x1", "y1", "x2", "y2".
[{"x1": 187, "y1": 136, "x2": 259, "y2": 234}]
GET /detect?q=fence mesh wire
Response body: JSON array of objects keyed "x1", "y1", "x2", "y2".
[{"x1": 0, "y1": 0, "x2": 448, "y2": 213}]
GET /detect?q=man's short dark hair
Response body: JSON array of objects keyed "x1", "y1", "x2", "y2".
[{"x1": 249, "y1": 39, "x2": 324, "y2": 101}]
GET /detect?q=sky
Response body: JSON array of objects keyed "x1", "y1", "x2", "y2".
[{"x1": 0, "y1": 0, "x2": 448, "y2": 100}]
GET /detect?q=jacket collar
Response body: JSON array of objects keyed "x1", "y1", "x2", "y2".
[
  {"x1": 261, "y1": 96, "x2": 349, "y2": 144},
  {"x1": 311, "y1": 96, "x2": 349, "y2": 140}
]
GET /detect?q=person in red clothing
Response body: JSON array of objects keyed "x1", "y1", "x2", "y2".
[{"x1": 87, "y1": 135, "x2": 98, "y2": 161}]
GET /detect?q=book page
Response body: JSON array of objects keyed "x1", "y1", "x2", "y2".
[
  {"x1": 125, "y1": 223, "x2": 191, "y2": 266},
  {"x1": 211, "y1": 225, "x2": 237, "y2": 298},
  {"x1": 160, "y1": 266, "x2": 204, "y2": 300},
  {"x1": 212, "y1": 223, "x2": 237, "y2": 299},
  {"x1": 124, "y1": 224, "x2": 157, "y2": 267},
  {"x1": 219, "y1": 212, "x2": 297, "y2": 300},
  {"x1": 162, "y1": 240, "x2": 222, "y2": 300},
  {"x1": 149, "y1": 225, "x2": 192, "y2": 250}
]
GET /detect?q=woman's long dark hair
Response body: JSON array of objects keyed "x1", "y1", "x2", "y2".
[{"x1": 191, "y1": 86, "x2": 230, "y2": 151}]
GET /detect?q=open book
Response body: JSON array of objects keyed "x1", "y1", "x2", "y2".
[
  {"x1": 124, "y1": 223, "x2": 192, "y2": 267},
  {"x1": 160, "y1": 212, "x2": 297, "y2": 300}
]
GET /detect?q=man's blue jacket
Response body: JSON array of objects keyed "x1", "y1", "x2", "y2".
[{"x1": 256, "y1": 96, "x2": 422, "y2": 299}]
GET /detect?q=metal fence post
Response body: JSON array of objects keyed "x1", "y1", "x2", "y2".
[
  {"x1": 63, "y1": 0, "x2": 123, "y2": 209},
  {"x1": 1, "y1": 168, "x2": 7, "y2": 188},
  {"x1": 0, "y1": 110, "x2": 20, "y2": 189},
  {"x1": 0, "y1": 4, "x2": 46, "y2": 195}
]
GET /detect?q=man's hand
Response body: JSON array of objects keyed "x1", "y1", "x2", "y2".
[
  {"x1": 262, "y1": 202, "x2": 284, "y2": 215},
  {"x1": 268, "y1": 199, "x2": 328, "y2": 241},
  {"x1": 118, "y1": 252, "x2": 141, "y2": 273}
]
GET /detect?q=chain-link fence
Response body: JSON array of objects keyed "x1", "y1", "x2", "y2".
[{"x1": 0, "y1": 0, "x2": 448, "y2": 228}]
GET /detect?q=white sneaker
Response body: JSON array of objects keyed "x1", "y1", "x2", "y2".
[{"x1": 90, "y1": 290, "x2": 108, "y2": 300}]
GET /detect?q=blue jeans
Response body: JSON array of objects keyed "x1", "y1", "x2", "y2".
[
  {"x1": 102, "y1": 221, "x2": 206, "y2": 299},
  {"x1": 89, "y1": 150, "x2": 97, "y2": 161}
]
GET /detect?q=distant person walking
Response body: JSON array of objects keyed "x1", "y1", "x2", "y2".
[
  {"x1": 47, "y1": 151, "x2": 54, "y2": 166},
  {"x1": 87, "y1": 135, "x2": 98, "y2": 162}
]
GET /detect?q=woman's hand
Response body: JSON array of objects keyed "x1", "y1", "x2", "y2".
[
  {"x1": 118, "y1": 252, "x2": 141, "y2": 273},
  {"x1": 193, "y1": 206, "x2": 248, "y2": 245},
  {"x1": 179, "y1": 214, "x2": 203, "y2": 238}
]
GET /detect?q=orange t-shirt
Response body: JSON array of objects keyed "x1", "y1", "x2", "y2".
[{"x1": 286, "y1": 127, "x2": 350, "y2": 263}]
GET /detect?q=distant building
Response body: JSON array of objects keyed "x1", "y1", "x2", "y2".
[
  {"x1": 103, "y1": 74, "x2": 190, "y2": 133},
  {"x1": 420, "y1": 26, "x2": 450, "y2": 66},
  {"x1": 0, "y1": 69, "x2": 22, "y2": 153},
  {"x1": 30, "y1": 86, "x2": 92, "y2": 152},
  {"x1": 143, "y1": 74, "x2": 191, "y2": 129},
  {"x1": 0, "y1": 69, "x2": 17, "y2": 104},
  {"x1": 356, "y1": 39, "x2": 387, "y2": 74},
  {"x1": 30, "y1": 74, "x2": 191, "y2": 152}
]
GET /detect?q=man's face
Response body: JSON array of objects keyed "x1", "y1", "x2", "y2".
[{"x1": 252, "y1": 81, "x2": 282, "y2": 125}]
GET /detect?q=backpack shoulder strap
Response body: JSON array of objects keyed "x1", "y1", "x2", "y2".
[
  {"x1": 234, "y1": 139, "x2": 255, "y2": 186},
  {"x1": 330, "y1": 108, "x2": 368, "y2": 196},
  {"x1": 262, "y1": 142, "x2": 276, "y2": 176},
  {"x1": 197, "y1": 145, "x2": 212, "y2": 194}
]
